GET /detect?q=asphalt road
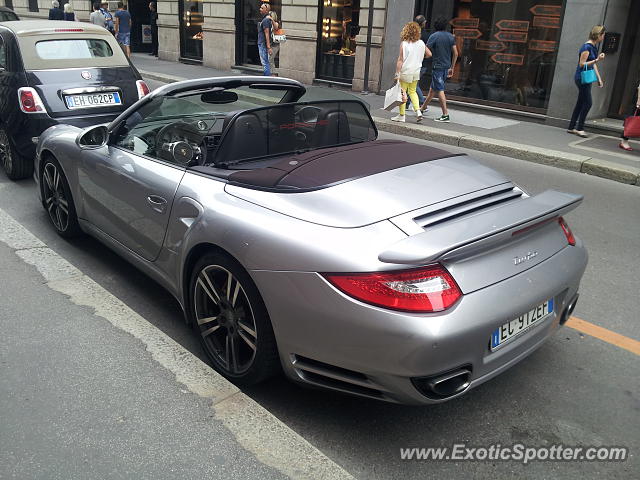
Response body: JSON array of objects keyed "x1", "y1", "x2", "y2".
[{"x1": 1, "y1": 98, "x2": 638, "y2": 477}]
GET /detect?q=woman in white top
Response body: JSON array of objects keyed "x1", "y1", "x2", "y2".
[{"x1": 392, "y1": 22, "x2": 432, "y2": 123}]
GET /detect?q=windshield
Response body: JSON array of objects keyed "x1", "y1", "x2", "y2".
[
  {"x1": 214, "y1": 100, "x2": 377, "y2": 166},
  {"x1": 35, "y1": 39, "x2": 113, "y2": 60},
  {"x1": 0, "y1": 11, "x2": 18, "y2": 21}
]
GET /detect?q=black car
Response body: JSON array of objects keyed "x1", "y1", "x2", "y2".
[
  {"x1": 0, "y1": 7, "x2": 19, "y2": 22},
  {"x1": 0, "y1": 20, "x2": 149, "y2": 180}
]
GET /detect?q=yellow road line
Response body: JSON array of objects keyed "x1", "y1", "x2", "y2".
[{"x1": 566, "y1": 316, "x2": 640, "y2": 356}]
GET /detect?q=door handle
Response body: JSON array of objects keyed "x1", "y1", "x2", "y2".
[{"x1": 147, "y1": 195, "x2": 167, "y2": 214}]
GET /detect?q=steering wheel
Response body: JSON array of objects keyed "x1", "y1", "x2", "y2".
[{"x1": 155, "y1": 121, "x2": 203, "y2": 163}]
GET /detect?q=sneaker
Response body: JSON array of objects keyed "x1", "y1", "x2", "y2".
[
  {"x1": 575, "y1": 130, "x2": 588, "y2": 138},
  {"x1": 421, "y1": 106, "x2": 429, "y2": 113},
  {"x1": 416, "y1": 110, "x2": 423, "y2": 122},
  {"x1": 434, "y1": 114, "x2": 450, "y2": 123},
  {"x1": 391, "y1": 114, "x2": 406, "y2": 122},
  {"x1": 567, "y1": 129, "x2": 577, "y2": 135}
]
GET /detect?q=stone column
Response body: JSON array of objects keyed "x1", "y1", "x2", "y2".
[
  {"x1": 202, "y1": 0, "x2": 235, "y2": 70},
  {"x1": 352, "y1": 0, "x2": 386, "y2": 93},
  {"x1": 157, "y1": 0, "x2": 180, "y2": 62},
  {"x1": 278, "y1": 0, "x2": 319, "y2": 84}
]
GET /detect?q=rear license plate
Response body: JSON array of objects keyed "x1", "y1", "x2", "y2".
[
  {"x1": 65, "y1": 92, "x2": 121, "y2": 109},
  {"x1": 490, "y1": 299, "x2": 554, "y2": 350}
]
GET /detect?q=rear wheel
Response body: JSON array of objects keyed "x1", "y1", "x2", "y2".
[
  {"x1": 189, "y1": 252, "x2": 280, "y2": 385},
  {"x1": 0, "y1": 127, "x2": 33, "y2": 180},
  {"x1": 40, "y1": 157, "x2": 81, "y2": 238}
]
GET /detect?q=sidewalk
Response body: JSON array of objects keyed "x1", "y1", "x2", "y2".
[{"x1": 131, "y1": 54, "x2": 640, "y2": 186}]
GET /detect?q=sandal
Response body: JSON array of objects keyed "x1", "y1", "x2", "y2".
[{"x1": 619, "y1": 143, "x2": 633, "y2": 151}]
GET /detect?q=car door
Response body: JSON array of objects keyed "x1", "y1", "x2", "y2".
[{"x1": 78, "y1": 120, "x2": 186, "y2": 262}]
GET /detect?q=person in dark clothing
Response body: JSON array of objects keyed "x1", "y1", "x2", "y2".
[
  {"x1": 48, "y1": 0, "x2": 64, "y2": 20},
  {"x1": 257, "y1": 3, "x2": 273, "y2": 76},
  {"x1": 149, "y1": 2, "x2": 158, "y2": 56},
  {"x1": 420, "y1": 16, "x2": 458, "y2": 122},
  {"x1": 567, "y1": 26, "x2": 606, "y2": 138},
  {"x1": 619, "y1": 80, "x2": 640, "y2": 151}
]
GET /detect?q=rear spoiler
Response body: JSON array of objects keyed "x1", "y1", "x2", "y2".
[{"x1": 379, "y1": 190, "x2": 583, "y2": 265}]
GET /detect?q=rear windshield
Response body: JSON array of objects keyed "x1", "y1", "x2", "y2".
[
  {"x1": 35, "y1": 39, "x2": 113, "y2": 60},
  {"x1": 0, "y1": 11, "x2": 18, "y2": 21}
]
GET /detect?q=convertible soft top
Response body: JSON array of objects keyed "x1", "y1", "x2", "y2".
[{"x1": 224, "y1": 140, "x2": 462, "y2": 191}]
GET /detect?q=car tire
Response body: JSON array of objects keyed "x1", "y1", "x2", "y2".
[
  {"x1": 40, "y1": 156, "x2": 82, "y2": 238},
  {"x1": 0, "y1": 126, "x2": 33, "y2": 180},
  {"x1": 189, "y1": 252, "x2": 280, "y2": 385}
]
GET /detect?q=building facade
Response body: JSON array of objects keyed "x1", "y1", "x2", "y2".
[{"x1": 4, "y1": 0, "x2": 638, "y2": 124}]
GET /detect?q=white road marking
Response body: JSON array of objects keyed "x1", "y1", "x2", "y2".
[{"x1": 0, "y1": 206, "x2": 352, "y2": 480}]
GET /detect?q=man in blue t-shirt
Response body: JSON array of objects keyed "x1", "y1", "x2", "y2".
[
  {"x1": 114, "y1": 2, "x2": 132, "y2": 58},
  {"x1": 257, "y1": 3, "x2": 273, "y2": 76},
  {"x1": 421, "y1": 17, "x2": 458, "y2": 122}
]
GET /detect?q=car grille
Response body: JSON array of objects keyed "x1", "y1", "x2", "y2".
[
  {"x1": 390, "y1": 183, "x2": 525, "y2": 235},
  {"x1": 291, "y1": 355, "x2": 388, "y2": 400}
]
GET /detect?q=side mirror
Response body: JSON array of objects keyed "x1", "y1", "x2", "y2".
[{"x1": 77, "y1": 125, "x2": 109, "y2": 149}]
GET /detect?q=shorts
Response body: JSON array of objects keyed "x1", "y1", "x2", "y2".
[
  {"x1": 431, "y1": 68, "x2": 448, "y2": 92},
  {"x1": 117, "y1": 32, "x2": 131, "y2": 46}
]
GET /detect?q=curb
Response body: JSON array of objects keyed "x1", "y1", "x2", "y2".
[
  {"x1": 372, "y1": 118, "x2": 640, "y2": 186},
  {"x1": 139, "y1": 69, "x2": 640, "y2": 186}
]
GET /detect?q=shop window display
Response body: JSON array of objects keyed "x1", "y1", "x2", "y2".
[
  {"x1": 180, "y1": 0, "x2": 204, "y2": 60},
  {"x1": 317, "y1": 0, "x2": 360, "y2": 84},
  {"x1": 418, "y1": 0, "x2": 564, "y2": 112}
]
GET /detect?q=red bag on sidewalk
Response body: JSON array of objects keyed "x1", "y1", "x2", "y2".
[{"x1": 623, "y1": 108, "x2": 640, "y2": 138}]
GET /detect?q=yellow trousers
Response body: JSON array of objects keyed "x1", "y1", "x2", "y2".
[{"x1": 399, "y1": 80, "x2": 420, "y2": 115}]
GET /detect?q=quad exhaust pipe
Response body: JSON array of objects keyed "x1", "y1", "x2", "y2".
[
  {"x1": 413, "y1": 367, "x2": 472, "y2": 399},
  {"x1": 559, "y1": 294, "x2": 579, "y2": 325}
]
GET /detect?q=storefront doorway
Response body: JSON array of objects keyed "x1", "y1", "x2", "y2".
[
  {"x1": 235, "y1": 0, "x2": 281, "y2": 69},
  {"x1": 316, "y1": 0, "x2": 360, "y2": 84},
  {"x1": 179, "y1": 0, "x2": 203, "y2": 61},
  {"x1": 608, "y1": 0, "x2": 640, "y2": 119},
  {"x1": 415, "y1": 0, "x2": 565, "y2": 113},
  {"x1": 128, "y1": 0, "x2": 152, "y2": 54}
]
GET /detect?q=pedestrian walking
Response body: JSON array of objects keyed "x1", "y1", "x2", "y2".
[
  {"x1": 101, "y1": 1, "x2": 115, "y2": 35},
  {"x1": 149, "y1": 2, "x2": 159, "y2": 57},
  {"x1": 391, "y1": 21, "x2": 431, "y2": 123},
  {"x1": 619, "y1": 79, "x2": 640, "y2": 151},
  {"x1": 48, "y1": 0, "x2": 64, "y2": 20},
  {"x1": 268, "y1": 10, "x2": 282, "y2": 76},
  {"x1": 114, "y1": 2, "x2": 132, "y2": 58},
  {"x1": 406, "y1": 14, "x2": 429, "y2": 114},
  {"x1": 567, "y1": 26, "x2": 606, "y2": 138},
  {"x1": 257, "y1": 3, "x2": 273, "y2": 76},
  {"x1": 63, "y1": 3, "x2": 77, "y2": 22},
  {"x1": 90, "y1": 2, "x2": 106, "y2": 27},
  {"x1": 420, "y1": 16, "x2": 458, "y2": 123}
]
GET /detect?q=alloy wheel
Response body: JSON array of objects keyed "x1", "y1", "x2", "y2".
[
  {"x1": 42, "y1": 162, "x2": 70, "y2": 232},
  {"x1": 193, "y1": 265, "x2": 258, "y2": 375},
  {"x1": 0, "y1": 129, "x2": 13, "y2": 173}
]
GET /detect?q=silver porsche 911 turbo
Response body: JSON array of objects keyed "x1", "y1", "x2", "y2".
[{"x1": 34, "y1": 77, "x2": 587, "y2": 405}]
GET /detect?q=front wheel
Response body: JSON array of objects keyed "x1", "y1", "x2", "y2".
[
  {"x1": 40, "y1": 157, "x2": 81, "y2": 238},
  {"x1": 189, "y1": 252, "x2": 280, "y2": 385},
  {"x1": 0, "y1": 127, "x2": 33, "y2": 180}
]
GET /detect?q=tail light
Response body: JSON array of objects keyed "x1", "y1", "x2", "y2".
[
  {"x1": 136, "y1": 80, "x2": 150, "y2": 99},
  {"x1": 323, "y1": 265, "x2": 462, "y2": 313},
  {"x1": 558, "y1": 217, "x2": 576, "y2": 246},
  {"x1": 18, "y1": 88, "x2": 46, "y2": 113}
]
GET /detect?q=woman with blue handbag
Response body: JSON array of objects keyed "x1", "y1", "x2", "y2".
[{"x1": 567, "y1": 26, "x2": 606, "y2": 138}]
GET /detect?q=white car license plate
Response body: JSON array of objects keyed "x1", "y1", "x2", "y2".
[
  {"x1": 490, "y1": 299, "x2": 554, "y2": 350},
  {"x1": 65, "y1": 92, "x2": 121, "y2": 109}
]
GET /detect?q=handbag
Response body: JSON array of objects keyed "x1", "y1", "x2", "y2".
[
  {"x1": 580, "y1": 64, "x2": 598, "y2": 85},
  {"x1": 383, "y1": 82, "x2": 406, "y2": 111},
  {"x1": 623, "y1": 108, "x2": 640, "y2": 138},
  {"x1": 272, "y1": 29, "x2": 287, "y2": 44}
]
